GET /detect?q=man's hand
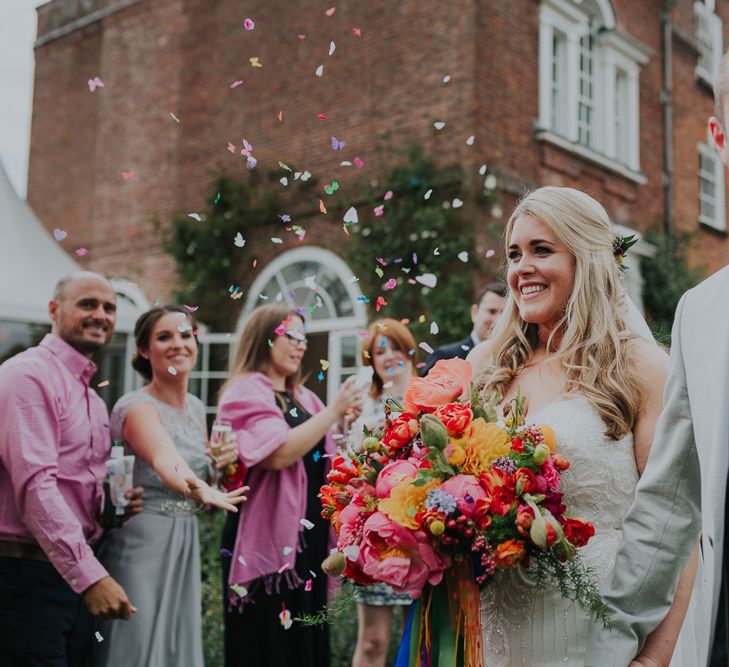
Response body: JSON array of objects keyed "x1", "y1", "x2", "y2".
[
  {"x1": 82, "y1": 576, "x2": 137, "y2": 620},
  {"x1": 123, "y1": 486, "x2": 144, "y2": 522}
]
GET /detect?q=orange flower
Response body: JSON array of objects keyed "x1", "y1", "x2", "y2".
[
  {"x1": 493, "y1": 538, "x2": 526, "y2": 568},
  {"x1": 403, "y1": 358, "x2": 472, "y2": 413},
  {"x1": 537, "y1": 424, "x2": 557, "y2": 452},
  {"x1": 434, "y1": 402, "x2": 473, "y2": 435}
]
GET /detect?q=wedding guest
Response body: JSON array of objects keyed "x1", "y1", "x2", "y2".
[
  {"x1": 217, "y1": 304, "x2": 362, "y2": 667},
  {"x1": 422, "y1": 282, "x2": 506, "y2": 375},
  {"x1": 0, "y1": 271, "x2": 141, "y2": 666},
  {"x1": 347, "y1": 318, "x2": 416, "y2": 667},
  {"x1": 95, "y1": 305, "x2": 246, "y2": 667},
  {"x1": 587, "y1": 49, "x2": 729, "y2": 667}
]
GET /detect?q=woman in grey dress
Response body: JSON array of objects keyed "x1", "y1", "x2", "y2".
[{"x1": 95, "y1": 305, "x2": 246, "y2": 667}]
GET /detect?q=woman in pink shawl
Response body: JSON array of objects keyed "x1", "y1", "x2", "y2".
[{"x1": 216, "y1": 305, "x2": 362, "y2": 667}]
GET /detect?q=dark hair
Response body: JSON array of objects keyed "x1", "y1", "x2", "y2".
[
  {"x1": 474, "y1": 281, "x2": 507, "y2": 305},
  {"x1": 221, "y1": 304, "x2": 305, "y2": 395},
  {"x1": 131, "y1": 305, "x2": 199, "y2": 382},
  {"x1": 361, "y1": 318, "x2": 417, "y2": 398}
]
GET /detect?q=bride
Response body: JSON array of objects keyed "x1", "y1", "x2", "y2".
[{"x1": 467, "y1": 186, "x2": 699, "y2": 667}]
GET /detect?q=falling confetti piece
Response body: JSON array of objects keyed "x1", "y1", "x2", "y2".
[
  {"x1": 329, "y1": 41, "x2": 336, "y2": 55},
  {"x1": 95, "y1": 631, "x2": 104, "y2": 643},
  {"x1": 325, "y1": 6, "x2": 336, "y2": 16},
  {"x1": 246, "y1": 156, "x2": 257, "y2": 169},
  {"x1": 353, "y1": 27, "x2": 362, "y2": 37},
  {"x1": 75, "y1": 247, "x2": 88, "y2": 256},
  {"x1": 298, "y1": 33, "x2": 306, "y2": 40},
  {"x1": 419, "y1": 342, "x2": 434, "y2": 354},
  {"x1": 188, "y1": 213, "x2": 202, "y2": 221},
  {"x1": 234, "y1": 233, "x2": 245, "y2": 247},
  {"x1": 484, "y1": 174, "x2": 497, "y2": 190},
  {"x1": 354, "y1": 156, "x2": 364, "y2": 168},
  {"x1": 319, "y1": 200, "x2": 327, "y2": 213},
  {"x1": 305, "y1": 579, "x2": 313, "y2": 591},
  {"x1": 375, "y1": 267, "x2": 384, "y2": 278},
  {"x1": 226, "y1": 142, "x2": 236, "y2": 153},
  {"x1": 430, "y1": 322, "x2": 439, "y2": 335},
  {"x1": 486, "y1": 249, "x2": 496, "y2": 258},
  {"x1": 230, "y1": 584, "x2": 248, "y2": 598},
  {"x1": 300, "y1": 519, "x2": 315, "y2": 529},
  {"x1": 452, "y1": 198, "x2": 463, "y2": 208},
  {"x1": 87, "y1": 76, "x2": 104, "y2": 92},
  {"x1": 317, "y1": 371, "x2": 325, "y2": 381},
  {"x1": 315, "y1": 64, "x2": 324, "y2": 77},
  {"x1": 376, "y1": 296, "x2": 387, "y2": 312},
  {"x1": 278, "y1": 110, "x2": 283, "y2": 122},
  {"x1": 443, "y1": 74, "x2": 451, "y2": 83},
  {"x1": 167, "y1": 366, "x2": 177, "y2": 375},
  {"x1": 249, "y1": 57, "x2": 262, "y2": 68},
  {"x1": 374, "y1": 204, "x2": 384, "y2": 216},
  {"x1": 357, "y1": 295, "x2": 370, "y2": 303},
  {"x1": 415, "y1": 273, "x2": 437, "y2": 288},
  {"x1": 458, "y1": 251, "x2": 469, "y2": 262},
  {"x1": 289, "y1": 407, "x2": 299, "y2": 418},
  {"x1": 279, "y1": 606, "x2": 293, "y2": 630},
  {"x1": 331, "y1": 136, "x2": 345, "y2": 150},
  {"x1": 385, "y1": 278, "x2": 397, "y2": 289},
  {"x1": 283, "y1": 546, "x2": 293, "y2": 556},
  {"x1": 313, "y1": 450, "x2": 322, "y2": 462},
  {"x1": 324, "y1": 181, "x2": 339, "y2": 194},
  {"x1": 424, "y1": 189, "x2": 433, "y2": 200},
  {"x1": 466, "y1": 135, "x2": 475, "y2": 145},
  {"x1": 184, "y1": 305, "x2": 199, "y2": 312},
  {"x1": 53, "y1": 228, "x2": 67, "y2": 241},
  {"x1": 96, "y1": 379, "x2": 110, "y2": 388},
  {"x1": 384, "y1": 190, "x2": 393, "y2": 200},
  {"x1": 434, "y1": 121, "x2": 445, "y2": 130},
  {"x1": 122, "y1": 170, "x2": 135, "y2": 180},
  {"x1": 230, "y1": 80, "x2": 243, "y2": 89},
  {"x1": 343, "y1": 206, "x2": 358, "y2": 224},
  {"x1": 479, "y1": 164, "x2": 487, "y2": 175},
  {"x1": 169, "y1": 112, "x2": 180, "y2": 123},
  {"x1": 280, "y1": 177, "x2": 289, "y2": 186},
  {"x1": 238, "y1": 555, "x2": 247, "y2": 565},
  {"x1": 433, "y1": 247, "x2": 440, "y2": 256},
  {"x1": 243, "y1": 18, "x2": 255, "y2": 30},
  {"x1": 220, "y1": 548, "x2": 233, "y2": 557}
]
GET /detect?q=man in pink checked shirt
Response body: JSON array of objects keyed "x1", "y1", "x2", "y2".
[{"x1": 0, "y1": 271, "x2": 143, "y2": 666}]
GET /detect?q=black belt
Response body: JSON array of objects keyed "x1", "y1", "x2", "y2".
[{"x1": 0, "y1": 539, "x2": 49, "y2": 562}]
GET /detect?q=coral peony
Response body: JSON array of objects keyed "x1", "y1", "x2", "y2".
[
  {"x1": 359, "y1": 511, "x2": 451, "y2": 598},
  {"x1": 439, "y1": 474, "x2": 487, "y2": 519},
  {"x1": 381, "y1": 413, "x2": 420, "y2": 451},
  {"x1": 434, "y1": 402, "x2": 473, "y2": 435},
  {"x1": 376, "y1": 459, "x2": 421, "y2": 499},
  {"x1": 403, "y1": 358, "x2": 472, "y2": 413}
]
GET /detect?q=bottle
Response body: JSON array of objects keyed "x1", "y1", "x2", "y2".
[{"x1": 100, "y1": 441, "x2": 125, "y2": 529}]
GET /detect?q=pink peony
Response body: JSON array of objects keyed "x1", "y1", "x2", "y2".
[
  {"x1": 375, "y1": 458, "x2": 422, "y2": 499},
  {"x1": 540, "y1": 456, "x2": 561, "y2": 492},
  {"x1": 359, "y1": 511, "x2": 451, "y2": 598},
  {"x1": 439, "y1": 474, "x2": 487, "y2": 519}
]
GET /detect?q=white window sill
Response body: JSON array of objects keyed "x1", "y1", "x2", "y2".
[
  {"x1": 699, "y1": 217, "x2": 727, "y2": 233},
  {"x1": 535, "y1": 129, "x2": 648, "y2": 184},
  {"x1": 695, "y1": 66, "x2": 716, "y2": 90}
]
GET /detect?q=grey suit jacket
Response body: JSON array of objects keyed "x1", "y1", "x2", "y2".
[{"x1": 586, "y1": 264, "x2": 729, "y2": 666}]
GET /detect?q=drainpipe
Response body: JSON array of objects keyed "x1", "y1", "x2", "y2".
[{"x1": 661, "y1": 0, "x2": 675, "y2": 249}]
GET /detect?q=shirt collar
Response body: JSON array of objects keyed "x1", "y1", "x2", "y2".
[
  {"x1": 469, "y1": 330, "x2": 480, "y2": 347},
  {"x1": 40, "y1": 334, "x2": 98, "y2": 385}
]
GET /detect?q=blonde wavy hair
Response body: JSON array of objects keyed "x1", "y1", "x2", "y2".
[{"x1": 478, "y1": 186, "x2": 642, "y2": 440}]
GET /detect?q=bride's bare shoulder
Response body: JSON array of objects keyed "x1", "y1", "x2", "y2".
[{"x1": 466, "y1": 340, "x2": 493, "y2": 374}]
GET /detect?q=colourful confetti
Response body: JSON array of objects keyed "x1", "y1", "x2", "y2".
[
  {"x1": 87, "y1": 77, "x2": 104, "y2": 92},
  {"x1": 243, "y1": 18, "x2": 255, "y2": 30}
]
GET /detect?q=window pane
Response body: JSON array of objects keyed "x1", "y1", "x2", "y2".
[
  {"x1": 0, "y1": 320, "x2": 50, "y2": 365},
  {"x1": 577, "y1": 32, "x2": 595, "y2": 148}
]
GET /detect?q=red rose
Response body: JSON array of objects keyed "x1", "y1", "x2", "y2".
[
  {"x1": 514, "y1": 468, "x2": 538, "y2": 495},
  {"x1": 434, "y1": 403, "x2": 473, "y2": 436},
  {"x1": 382, "y1": 413, "x2": 419, "y2": 451},
  {"x1": 516, "y1": 506, "x2": 534, "y2": 536},
  {"x1": 563, "y1": 518, "x2": 595, "y2": 548},
  {"x1": 511, "y1": 436, "x2": 524, "y2": 453},
  {"x1": 328, "y1": 455, "x2": 359, "y2": 485}
]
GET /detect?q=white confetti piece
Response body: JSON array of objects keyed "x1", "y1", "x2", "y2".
[
  {"x1": 53, "y1": 228, "x2": 67, "y2": 241},
  {"x1": 329, "y1": 41, "x2": 336, "y2": 56},
  {"x1": 234, "y1": 233, "x2": 245, "y2": 247},
  {"x1": 442, "y1": 74, "x2": 451, "y2": 83},
  {"x1": 430, "y1": 322, "x2": 439, "y2": 335},
  {"x1": 479, "y1": 164, "x2": 487, "y2": 175},
  {"x1": 433, "y1": 121, "x2": 446, "y2": 130},
  {"x1": 282, "y1": 546, "x2": 293, "y2": 555},
  {"x1": 167, "y1": 366, "x2": 177, "y2": 376},
  {"x1": 424, "y1": 189, "x2": 433, "y2": 200},
  {"x1": 433, "y1": 247, "x2": 440, "y2": 256},
  {"x1": 315, "y1": 64, "x2": 324, "y2": 77},
  {"x1": 343, "y1": 206, "x2": 358, "y2": 224},
  {"x1": 280, "y1": 177, "x2": 288, "y2": 186},
  {"x1": 289, "y1": 407, "x2": 298, "y2": 418},
  {"x1": 304, "y1": 275, "x2": 318, "y2": 290},
  {"x1": 300, "y1": 518, "x2": 315, "y2": 529},
  {"x1": 238, "y1": 555, "x2": 247, "y2": 566},
  {"x1": 484, "y1": 174, "x2": 497, "y2": 190},
  {"x1": 466, "y1": 135, "x2": 475, "y2": 146},
  {"x1": 416, "y1": 273, "x2": 437, "y2": 288},
  {"x1": 95, "y1": 631, "x2": 104, "y2": 643},
  {"x1": 230, "y1": 583, "x2": 248, "y2": 598},
  {"x1": 458, "y1": 251, "x2": 469, "y2": 262},
  {"x1": 419, "y1": 342, "x2": 434, "y2": 354},
  {"x1": 271, "y1": 237, "x2": 283, "y2": 244},
  {"x1": 452, "y1": 198, "x2": 463, "y2": 208},
  {"x1": 188, "y1": 213, "x2": 202, "y2": 221}
]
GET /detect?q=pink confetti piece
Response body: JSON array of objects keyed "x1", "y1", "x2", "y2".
[
  {"x1": 384, "y1": 278, "x2": 397, "y2": 289},
  {"x1": 184, "y1": 305, "x2": 199, "y2": 312},
  {"x1": 243, "y1": 18, "x2": 255, "y2": 30},
  {"x1": 75, "y1": 247, "x2": 88, "y2": 256},
  {"x1": 374, "y1": 205, "x2": 384, "y2": 217},
  {"x1": 122, "y1": 170, "x2": 135, "y2": 181},
  {"x1": 298, "y1": 34, "x2": 306, "y2": 40},
  {"x1": 384, "y1": 190, "x2": 393, "y2": 200},
  {"x1": 277, "y1": 563, "x2": 291, "y2": 574},
  {"x1": 304, "y1": 579, "x2": 313, "y2": 591},
  {"x1": 353, "y1": 27, "x2": 362, "y2": 37},
  {"x1": 486, "y1": 249, "x2": 496, "y2": 258},
  {"x1": 354, "y1": 156, "x2": 364, "y2": 168},
  {"x1": 87, "y1": 76, "x2": 104, "y2": 92},
  {"x1": 230, "y1": 80, "x2": 243, "y2": 88},
  {"x1": 376, "y1": 257, "x2": 387, "y2": 266},
  {"x1": 227, "y1": 142, "x2": 236, "y2": 153},
  {"x1": 325, "y1": 6, "x2": 336, "y2": 16},
  {"x1": 375, "y1": 296, "x2": 387, "y2": 312}
]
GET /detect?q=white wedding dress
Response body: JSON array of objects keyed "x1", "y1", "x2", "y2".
[{"x1": 479, "y1": 394, "x2": 703, "y2": 666}]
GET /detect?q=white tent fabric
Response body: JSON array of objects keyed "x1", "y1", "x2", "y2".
[{"x1": 0, "y1": 161, "x2": 142, "y2": 330}]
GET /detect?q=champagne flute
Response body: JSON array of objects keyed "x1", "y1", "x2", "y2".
[{"x1": 210, "y1": 419, "x2": 233, "y2": 489}]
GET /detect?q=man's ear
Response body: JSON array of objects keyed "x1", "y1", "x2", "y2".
[
  {"x1": 709, "y1": 116, "x2": 725, "y2": 150},
  {"x1": 48, "y1": 299, "x2": 59, "y2": 325},
  {"x1": 470, "y1": 303, "x2": 478, "y2": 323}
]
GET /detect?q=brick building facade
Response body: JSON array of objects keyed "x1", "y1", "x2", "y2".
[{"x1": 26, "y1": 0, "x2": 729, "y2": 404}]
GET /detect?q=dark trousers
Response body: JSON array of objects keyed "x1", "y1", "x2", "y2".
[{"x1": 0, "y1": 557, "x2": 93, "y2": 667}]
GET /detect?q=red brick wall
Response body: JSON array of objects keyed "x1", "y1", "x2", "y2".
[{"x1": 27, "y1": 0, "x2": 729, "y2": 309}]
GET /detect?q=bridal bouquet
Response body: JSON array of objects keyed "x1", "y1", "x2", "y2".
[{"x1": 319, "y1": 359, "x2": 606, "y2": 667}]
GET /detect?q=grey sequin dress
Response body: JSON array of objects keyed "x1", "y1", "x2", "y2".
[{"x1": 94, "y1": 390, "x2": 211, "y2": 667}]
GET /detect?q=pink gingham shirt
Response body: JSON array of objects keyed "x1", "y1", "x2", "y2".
[{"x1": 0, "y1": 334, "x2": 110, "y2": 594}]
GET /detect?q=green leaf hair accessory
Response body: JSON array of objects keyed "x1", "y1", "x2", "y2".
[{"x1": 612, "y1": 234, "x2": 638, "y2": 272}]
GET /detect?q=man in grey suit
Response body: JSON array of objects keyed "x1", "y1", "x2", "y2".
[{"x1": 586, "y1": 51, "x2": 729, "y2": 667}]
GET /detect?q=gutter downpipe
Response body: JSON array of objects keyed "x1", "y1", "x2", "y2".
[{"x1": 661, "y1": 0, "x2": 676, "y2": 250}]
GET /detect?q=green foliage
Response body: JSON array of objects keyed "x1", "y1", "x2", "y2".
[
  {"x1": 199, "y1": 510, "x2": 225, "y2": 667},
  {"x1": 346, "y1": 146, "x2": 493, "y2": 345},
  {"x1": 640, "y1": 229, "x2": 704, "y2": 345},
  {"x1": 159, "y1": 174, "x2": 282, "y2": 331}
]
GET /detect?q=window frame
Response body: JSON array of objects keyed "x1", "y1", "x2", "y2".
[
  {"x1": 697, "y1": 140, "x2": 727, "y2": 232},
  {"x1": 695, "y1": 1, "x2": 723, "y2": 87}
]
